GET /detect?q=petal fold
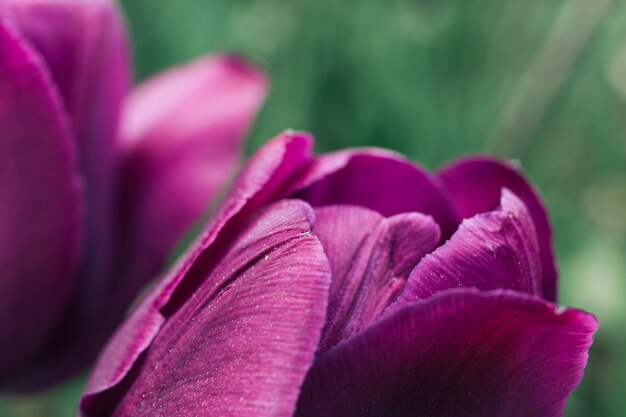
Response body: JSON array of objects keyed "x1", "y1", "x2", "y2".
[
  {"x1": 296, "y1": 289, "x2": 597, "y2": 417},
  {"x1": 293, "y1": 149, "x2": 459, "y2": 240},
  {"x1": 389, "y1": 189, "x2": 542, "y2": 313},
  {"x1": 314, "y1": 205, "x2": 440, "y2": 350},
  {"x1": 439, "y1": 157, "x2": 557, "y2": 301},
  {"x1": 81, "y1": 132, "x2": 313, "y2": 409},
  {"x1": 83, "y1": 200, "x2": 330, "y2": 417}
]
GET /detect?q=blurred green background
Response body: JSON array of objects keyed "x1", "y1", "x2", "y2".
[{"x1": 2, "y1": 0, "x2": 626, "y2": 415}]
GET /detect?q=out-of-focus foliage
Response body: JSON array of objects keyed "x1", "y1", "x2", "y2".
[{"x1": 1, "y1": 0, "x2": 625, "y2": 415}]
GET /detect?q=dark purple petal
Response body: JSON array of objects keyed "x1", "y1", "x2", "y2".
[
  {"x1": 293, "y1": 149, "x2": 459, "y2": 240},
  {"x1": 80, "y1": 132, "x2": 314, "y2": 410},
  {"x1": 0, "y1": 24, "x2": 81, "y2": 378},
  {"x1": 53, "y1": 0, "x2": 130, "y2": 324},
  {"x1": 388, "y1": 189, "x2": 542, "y2": 313},
  {"x1": 1, "y1": 0, "x2": 132, "y2": 388},
  {"x1": 82, "y1": 200, "x2": 330, "y2": 417},
  {"x1": 439, "y1": 157, "x2": 557, "y2": 301},
  {"x1": 314, "y1": 205, "x2": 440, "y2": 350},
  {"x1": 117, "y1": 55, "x2": 268, "y2": 302},
  {"x1": 3, "y1": 0, "x2": 131, "y2": 150},
  {"x1": 2, "y1": 0, "x2": 82, "y2": 112},
  {"x1": 3, "y1": 0, "x2": 130, "y2": 243},
  {"x1": 296, "y1": 289, "x2": 597, "y2": 417}
]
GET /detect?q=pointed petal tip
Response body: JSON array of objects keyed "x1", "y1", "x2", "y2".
[
  {"x1": 555, "y1": 304, "x2": 599, "y2": 331},
  {"x1": 282, "y1": 128, "x2": 314, "y2": 142},
  {"x1": 207, "y1": 53, "x2": 269, "y2": 106},
  {"x1": 438, "y1": 154, "x2": 558, "y2": 302},
  {"x1": 389, "y1": 184, "x2": 547, "y2": 311},
  {"x1": 217, "y1": 53, "x2": 268, "y2": 83},
  {"x1": 260, "y1": 129, "x2": 315, "y2": 162}
]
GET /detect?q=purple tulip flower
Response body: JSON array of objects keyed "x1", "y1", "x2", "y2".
[
  {"x1": 0, "y1": 0, "x2": 266, "y2": 389},
  {"x1": 80, "y1": 132, "x2": 597, "y2": 417}
]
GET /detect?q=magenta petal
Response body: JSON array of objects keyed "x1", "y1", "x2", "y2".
[
  {"x1": 439, "y1": 157, "x2": 557, "y2": 301},
  {"x1": 3, "y1": 0, "x2": 130, "y2": 204},
  {"x1": 389, "y1": 189, "x2": 542, "y2": 313},
  {"x1": 81, "y1": 200, "x2": 330, "y2": 417},
  {"x1": 314, "y1": 205, "x2": 440, "y2": 350},
  {"x1": 80, "y1": 132, "x2": 314, "y2": 409},
  {"x1": 0, "y1": 24, "x2": 80, "y2": 377},
  {"x1": 4, "y1": 0, "x2": 131, "y2": 146},
  {"x1": 55, "y1": 0, "x2": 130, "y2": 317},
  {"x1": 117, "y1": 55, "x2": 268, "y2": 297},
  {"x1": 0, "y1": 0, "x2": 131, "y2": 387},
  {"x1": 293, "y1": 149, "x2": 459, "y2": 240},
  {"x1": 297, "y1": 289, "x2": 597, "y2": 417},
  {"x1": 2, "y1": 0, "x2": 83, "y2": 112},
  {"x1": 4, "y1": 0, "x2": 130, "y2": 315}
]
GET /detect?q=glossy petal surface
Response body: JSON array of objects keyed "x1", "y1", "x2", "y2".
[
  {"x1": 0, "y1": 24, "x2": 80, "y2": 378},
  {"x1": 81, "y1": 132, "x2": 314, "y2": 412},
  {"x1": 314, "y1": 205, "x2": 440, "y2": 350},
  {"x1": 390, "y1": 189, "x2": 542, "y2": 312},
  {"x1": 439, "y1": 157, "x2": 557, "y2": 300},
  {"x1": 297, "y1": 289, "x2": 597, "y2": 417},
  {"x1": 100, "y1": 200, "x2": 330, "y2": 417},
  {"x1": 294, "y1": 149, "x2": 459, "y2": 240}
]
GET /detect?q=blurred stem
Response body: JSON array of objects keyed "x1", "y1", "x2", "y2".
[{"x1": 486, "y1": 0, "x2": 613, "y2": 157}]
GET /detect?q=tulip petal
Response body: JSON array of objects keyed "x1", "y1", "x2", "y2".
[
  {"x1": 82, "y1": 200, "x2": 330, "y2": 417},
  {"x1": 296, "y1": 289, "x2": 597, "y2": 417},
  {"x1": 388, "y1": 189, "x2": 542, "y2": 313},
  {"x1": 49, "y1": 0, "x2": 129, "y2": 312},
  {"x1": 81, "y1": 132, "x2": 314, "y2": 411},
  {"x1": 4, "y1": 0, "x2": 130, "y2": 149},
  {"x1": 4, "y1": 0, "x2": 130, "y2": 243},
  {"x1": 439, "y1": 157, "x2": 557, "y2": 301},
  {"x1": 314, "y1": 205, "x2": 440, "y2": 350},
  {"x1": 1, "y1": 0, "x2": 131, "y2": 388},
  {"x1": 68, "y1": 0, "x2": 130, "y2": 318},
  {"x1": 0, "y1": 24, "x2": 80, "y2": 378},
  {"x1": 2, "y1": 0, "x2": 82, "y2": 113},
  {"x1": 293, "y1": 149, "x2": 459, "y2": 240},
  {"x1": 117, "y1": 55, "x2": 268, "y2": 300}
]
